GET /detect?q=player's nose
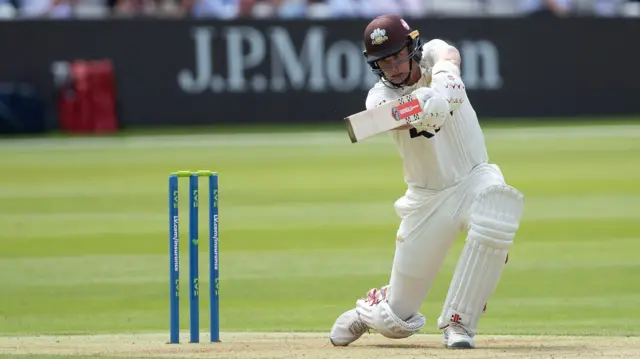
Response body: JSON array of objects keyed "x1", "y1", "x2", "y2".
[{"x1": 386, "y1": 66, "x2": 401, "y2": 75}]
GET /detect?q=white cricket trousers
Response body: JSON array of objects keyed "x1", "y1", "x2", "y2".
[{"x1": 386, "y1": 163, "x2": 507, "y2": 320}]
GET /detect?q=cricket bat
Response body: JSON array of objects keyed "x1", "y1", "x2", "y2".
[{"x1": 344, "y1": 94, "x2": 422, "y2": 143}]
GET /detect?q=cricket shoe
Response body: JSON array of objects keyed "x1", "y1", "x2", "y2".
[
  {"x1": 329, "y1": 308, "x2": 370, "y2": 346},
  {"x1": 442, "y1": 323, "x2": 475, "y2": 349}
]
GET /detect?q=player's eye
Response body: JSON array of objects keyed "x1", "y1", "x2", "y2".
[
  {"x1": 378, "y1": 55, "x2": 410, "y2": 70},
  {"x1": 378, "y1": 57, "x2": 397, "y2": 68}
]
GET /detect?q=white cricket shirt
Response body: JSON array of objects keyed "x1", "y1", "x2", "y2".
[{"x1": 365, "y1": 39, "x2": 489, "y2": 191}]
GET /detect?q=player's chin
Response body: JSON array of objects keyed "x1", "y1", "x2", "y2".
[{"x1": 387, "y1": 74, "x2": 407, "y2": 85}]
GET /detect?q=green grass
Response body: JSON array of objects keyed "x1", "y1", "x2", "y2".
[
  {"x1": 0, "y1": 122, "x2": 639, "y2": 338},
  {"x1": 0, "y1": 357, "x2": 151, "y2": 359}
]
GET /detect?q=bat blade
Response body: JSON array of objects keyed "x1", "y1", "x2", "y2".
[{"x1": 343, "y1": 94, "x2": 422, "y2": 143}]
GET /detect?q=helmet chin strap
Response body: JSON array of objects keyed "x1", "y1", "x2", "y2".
[{"x1": 402, "y1": 59, "x2": 415, "y2": 85}]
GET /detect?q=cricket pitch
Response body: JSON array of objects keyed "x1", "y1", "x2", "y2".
[{"x1": 1, "y1": 332, "x2": 639, "y2": 358}]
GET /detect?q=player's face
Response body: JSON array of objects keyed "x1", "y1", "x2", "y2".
[{"x1": 376, "y1": 47, "x2": 413, "y2": 84}]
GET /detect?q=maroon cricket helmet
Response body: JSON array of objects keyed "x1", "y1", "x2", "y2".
[
  {"x1": 362, "y1": 14, "x2": 423, "y2": 86},
  {"x1": 363, "y1": 15, "x2": 422, "y2": 63}
]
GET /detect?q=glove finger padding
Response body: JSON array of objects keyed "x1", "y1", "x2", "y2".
[
  {"x1": 407, "y1": 96, "x2": 449, "y2": 134},
  {"x1": 413, "y1": 87, "x2": 438, "y2": 108},
  {"x1": 430, "y1": 66, "x2": 467, "y2": 112}
]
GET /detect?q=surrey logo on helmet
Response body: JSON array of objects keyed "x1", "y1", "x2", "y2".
[{"x1": 370, "y1": 28, "x2": 388, "y2": 46}]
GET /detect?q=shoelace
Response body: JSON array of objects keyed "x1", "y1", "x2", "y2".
[
  {"x1": 362, "y1": 287, "x2": 389, "y2": 306},
  {"x1": 364, "y1": 290, "x2": 381, "y2": 305}
]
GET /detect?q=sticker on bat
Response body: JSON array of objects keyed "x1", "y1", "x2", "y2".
[{"x1": 391, "y1": 99, "x2": 422, "y2": 121}]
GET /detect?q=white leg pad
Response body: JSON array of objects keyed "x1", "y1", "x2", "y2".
[
  {"x1": 356, "y1": 288, "x2": 425, "y2": 339},
  {"x1": 438, "y1": 185, "x2": 524, "y2": 335}
]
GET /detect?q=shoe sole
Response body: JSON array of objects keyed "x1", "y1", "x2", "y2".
[
  {"x1": 447, "y1": 341, "x2": 474, "y2": 349},
  {"x1": 330, "y1": 337, "x2": 362, "y2": 347}
]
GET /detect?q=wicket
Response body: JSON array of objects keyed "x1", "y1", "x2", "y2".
[{"x1": 168, "y1": 170, "x2": 220, "y2": 344}]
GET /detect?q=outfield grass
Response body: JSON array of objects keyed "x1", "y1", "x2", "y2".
[{"x1": 0, "y1": 123, "x2": 639, "y2": 342}]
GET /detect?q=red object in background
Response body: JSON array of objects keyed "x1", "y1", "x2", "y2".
[{"x1": 57, "y1": 59, "x2": 119, "y2": 133}]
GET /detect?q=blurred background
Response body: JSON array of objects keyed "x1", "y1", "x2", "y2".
[
  {"x1": 1, "y1": 0, "x2": 639, "y2": 347},
  {"x1": 0, "y1": 0, "x2": 639, "y2": 134},
  {"x1": 1, "y1": 0, "x2": 640, "y2": 20}
]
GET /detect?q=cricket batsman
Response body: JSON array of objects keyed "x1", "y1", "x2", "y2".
[{"x1": 329, "y1": 14, "x2": 524, "y2": 349}]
